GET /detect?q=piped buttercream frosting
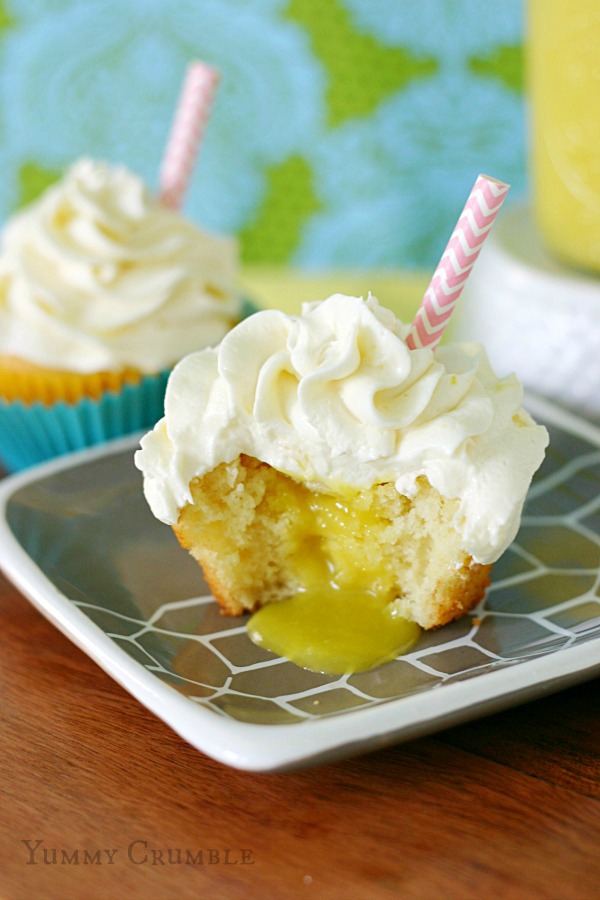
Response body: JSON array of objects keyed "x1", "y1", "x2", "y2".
[
  {"x1": 0, "y1": 158, "x2": 240, "y2": 372},
  {"x1": 135, "y1": 293, "x2": 548, "y2": 564}
]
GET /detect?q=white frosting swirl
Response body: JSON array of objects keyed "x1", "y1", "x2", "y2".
[
  {"x1": 135, "y1": 294, "x2": 549, "y2": 564},
  {"x1": 0, "y1": 158, "x2": 240, "y2": 372}
]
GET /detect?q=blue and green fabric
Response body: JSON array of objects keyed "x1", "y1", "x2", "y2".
[{"x1": 0, "y1": 0, "x2": 524, "y2": 270}]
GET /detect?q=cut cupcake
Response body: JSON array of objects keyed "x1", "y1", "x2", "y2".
[{"x1": 136, "y1": 294, "x2": 549, "y2": 673}]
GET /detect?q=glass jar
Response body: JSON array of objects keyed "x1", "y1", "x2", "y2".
[{"x1": 529, "y1": 0, "x2": 600, "y2": 274}]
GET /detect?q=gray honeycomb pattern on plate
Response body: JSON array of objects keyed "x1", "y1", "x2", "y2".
[{"x1": 7, "y1": 416, "x2": 600, "y2": 726}]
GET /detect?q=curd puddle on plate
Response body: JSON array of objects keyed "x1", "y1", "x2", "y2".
[
  {"x1": 247, "y1": 586, "x2": 420, "y2": 675},
  {"x1": 247, "y1": 489, "x2": 421, "y2": 675}
]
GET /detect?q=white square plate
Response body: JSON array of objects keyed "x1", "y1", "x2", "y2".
[{"x1": 1, "y1": 394, "x2": 599, "y2": 772}]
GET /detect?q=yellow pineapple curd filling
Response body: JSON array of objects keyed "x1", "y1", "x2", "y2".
[
  {"x1": 174, "y1": 455, "x2": 486, "y2": 676},
  {"x1": 247, "y1": 482, "x2": 420, "y2": 675}
]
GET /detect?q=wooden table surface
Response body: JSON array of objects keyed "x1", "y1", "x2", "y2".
[{"x1": 1, "y1": 565, "x2": 599, "y2": 900}]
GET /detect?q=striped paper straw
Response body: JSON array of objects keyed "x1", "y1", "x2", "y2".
[
  {"x1": 159, "y1": 61, "x2": 220, "y2": 210},
  {"x1": 406, "y1": 174, "x2": 510, "y2": 351}
]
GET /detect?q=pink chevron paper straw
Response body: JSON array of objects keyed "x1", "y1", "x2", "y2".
[
  {"x1": 406, "y1": 174, "x2": 510, "y2": 351},
  {"x1": 159, "y1": 61, "x2": 220, "y2": 210}
]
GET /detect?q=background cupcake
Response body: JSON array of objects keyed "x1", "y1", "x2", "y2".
[{"x1": 0, "y1": 157, "x2": 240, "y2": 471}]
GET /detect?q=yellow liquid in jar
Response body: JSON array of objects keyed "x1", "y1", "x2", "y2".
[
  {"x1": 529, "y1": 1, "x2": 600, "y2": 272},
  {"x1": 247, "y1": 486, "x2": 420, "y2": 675}
]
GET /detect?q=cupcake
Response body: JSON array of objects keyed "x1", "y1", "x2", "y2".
[
  {"x1": 0, "y1": 158, "x2": 240, "y2": 471},
  {"x1": 135, "y1": 294, "x2": 549, "y2": 673}
]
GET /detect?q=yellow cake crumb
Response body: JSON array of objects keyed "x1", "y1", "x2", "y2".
[{"x1": 173, "y1": 454, "x2": 491, "y2": 630}]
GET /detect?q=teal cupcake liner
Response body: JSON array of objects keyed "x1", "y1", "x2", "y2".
[{"x1": 0, "y1": 370, "x2": 170, "y2": 473}]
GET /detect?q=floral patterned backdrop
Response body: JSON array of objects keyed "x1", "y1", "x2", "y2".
[{"x1": 0, "y1": 0, "x2": 526, "y2": 269}]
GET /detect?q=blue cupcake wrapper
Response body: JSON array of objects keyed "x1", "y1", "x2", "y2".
[{"x1": 0, "y1": 370, "x2": 170, "y2": 472}]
